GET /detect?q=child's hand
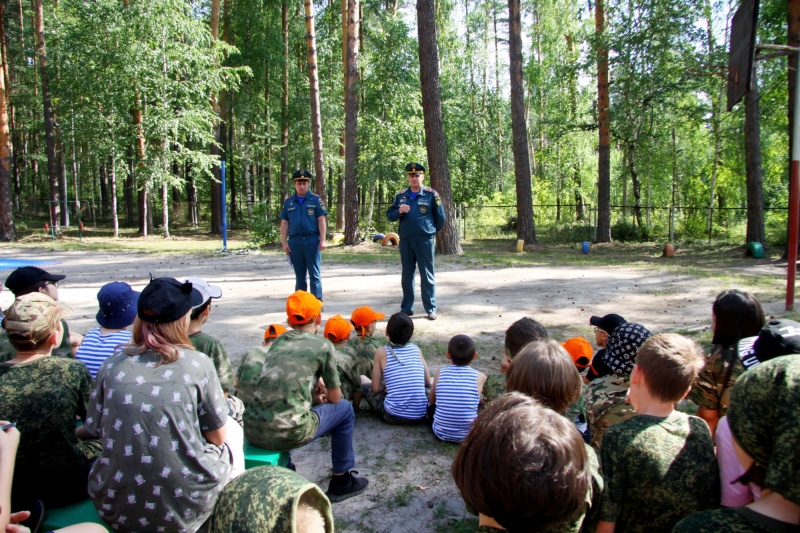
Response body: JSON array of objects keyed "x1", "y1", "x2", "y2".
[
  {"x1": 313, "y1": 378, "x2": 328, "y2": 405},
  {"x1": 0, "y1": 421, "x2": 20, "y2": 456},
  {"x1": 6, "y1": 511, "x2": 31, "y2": 533}
]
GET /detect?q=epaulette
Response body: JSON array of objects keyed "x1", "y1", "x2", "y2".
[
  {"x1": 425, "y1": 186, "x2": 440, "y2": 197},
  {"x1": 396, "y1": 189, "x2": 407, "y2": 195}
]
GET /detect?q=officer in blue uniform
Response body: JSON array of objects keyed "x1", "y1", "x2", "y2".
[
  {"x1": 386, "y1": 163, "x2": 446, "y2": 320},
  {"x1": 280, "y1": 170, "x2": 328, "y2": 300}
]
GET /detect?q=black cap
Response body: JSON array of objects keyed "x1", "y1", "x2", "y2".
[
  {"x1": 137, "y1": 277, "x2": 203, "y2": 324},
  {"x1": 405, "y1": 162, "x2": 426, "y2": 174},
  {"x1": 589, "y1": 313, "x2": 626, "y2": 334},
  {"x1": 292, "y1": 169, "x2": 312, "y2": 181},
  {"x1": 5, "y1": 266, "x2": 65, "y2": 296},
  {"x1": 738, "y1": 319, "x2": 800, "y2": 370}
]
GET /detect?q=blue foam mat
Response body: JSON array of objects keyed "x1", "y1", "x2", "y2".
[{"x1": 0, "y1": 259, "x2": 60, "y2": 271}]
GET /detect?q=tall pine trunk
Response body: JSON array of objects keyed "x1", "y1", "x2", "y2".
[
  {"x1": 0, "y1": 19, "x2": 13, "y2": 241},
  {"x1": 109, "y1": 154, "x2": 119, "y2": 238},
  {"x1": 304, "y1": 0, "x2": 326, "y2": 201},
  {"x1": 280, "y1": 0, "x2": 289, "y2": 202},
  {"x1": 744, "y1": 84, "x2": 765, "y2": 246},
  {"x1": 508, "y1": 0, "x2": 535, "y2": 243},
  {"x1": 595, "y1": 0, "x2": 611, "y2": 242},
  {"x1": 417, "y1": 0, "x2": 461, "y2": 254},
  {"x1": 210, "y1": 0, "x2": 222, "y2": 234},
  {"x1": 33, "y1": 0, "x2": 58, "y2": 229},
  {"x1": 343, "y1": 0, "x2": 360, "y2": 244}
]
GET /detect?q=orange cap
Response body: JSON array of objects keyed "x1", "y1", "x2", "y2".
[
  {"x1": 561, "y1": 337, "x2": 593, "y2": 370},
  {"x1": 350, "y1": 306, "x2": 386, "y2": 327},
  {"x1": 324, "y1": 315, "x2": 353, "y2": 343},
  {"x1": 286, "y1": 290, "x2": 323, "y2": 325},
  {"x1": 264, "y1": 323, "x2": 288, "y2": 341}
]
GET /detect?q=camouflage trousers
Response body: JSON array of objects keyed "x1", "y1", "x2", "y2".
[{"x1": 361, "y1": 384, "x2": 426, "y2": 425}]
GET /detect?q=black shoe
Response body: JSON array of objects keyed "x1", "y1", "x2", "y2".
[
  {"x1": 20, "y1": 500, "x2": 44, "y2": 533},
  {"x1": 427, "y1": 312, "x2": 437, "y2": 320},
  {"x1": 401, "y1": 310, "x2": 413, "y2": 316},
  {"x1": 326, "y1": 471, "x2": 369, "y2": 503}
]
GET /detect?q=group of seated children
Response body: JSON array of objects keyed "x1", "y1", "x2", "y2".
[{"x1": 2, "y1": 267, "x2": 800, "y2": 533}]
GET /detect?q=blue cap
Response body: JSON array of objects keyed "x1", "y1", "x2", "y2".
[{"x1": 96, "y1": 282, "x2": 140, "y2": 329}]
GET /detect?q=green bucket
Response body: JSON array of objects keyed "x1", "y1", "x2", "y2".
[{"x1": 746, "y1": 241, "x2": 765, "y2": 259}]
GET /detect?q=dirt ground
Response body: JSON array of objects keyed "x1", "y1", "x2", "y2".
[{"x1": 0, "y1": 245, "x2": 790, "y2": 532}]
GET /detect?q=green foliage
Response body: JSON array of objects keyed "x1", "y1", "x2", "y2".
[{"x1": 246, "y1": 204, "x2": 282, "y2": 249}]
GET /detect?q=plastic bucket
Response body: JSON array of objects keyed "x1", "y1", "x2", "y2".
[{"x1": 581, "y1": 241, "x2": 590, "y2": 254}]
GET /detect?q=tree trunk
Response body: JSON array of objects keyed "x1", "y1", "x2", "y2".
[
  {"x1": 131, "y1": 95, "x2": 148, "y2": 235},
  {"x1": 0, "y1": 31, "x2": 14, "y2": 241},
  {"x1": 336, "y1": 171, "x2": 344, "y2": 231},
  {"x1": 33, "y1": 0, "x2": 58, "y2": 228},
  {"x1": 99, "y1": 159, "x2": 108, "y2": 219},
  {"x1": 507, "y1": 0, "x2": 535, "y2": 243},
  {"x1": 628, "y1": 142, "x2": 643, "y2": 230},
  {"x1": 125, "y1": 147, "x2": 134, "y2": 226},
  {"x1": 304, "y1": 0, "x2": 326, "y2": 201},
  {"x1": 280, "y1": 0, "x2": 290, "y2": 202},
  {"x1": 343, "y1": 0, "x2": 360, "y2": 244},
  {"x1": 109, "y1": 154, "x2": 118, "y2": 238},
  {"x1": 210, "y1": 0, "x2": 222, "y2": 234},
  {"x1": 744, "y1": 86, "x2": 765, "y2": 246},
  {"x1": 595, "y1": 0, "x2": 611, "y2": 242},
  {"x1": 162, "y1": 182, "x2": 170, "y2": 238},
  {"x1": 417, "y1": 0, "x2": 461, "y2": 254}
]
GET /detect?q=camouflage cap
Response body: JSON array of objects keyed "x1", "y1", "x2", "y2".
[
  {"x1": 728, "y1": 356, "x2": 800, "y2": 505},
  {"x1": 286, "y1": 290, "x2": 322, "y2": 326},
  {"x1": 2, "y1": 293, "x2": 71, "y2": 344},
  {"x1": 324, "y1": 315, "x2": 353, "y2": 343}
]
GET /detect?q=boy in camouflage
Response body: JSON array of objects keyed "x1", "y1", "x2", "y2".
[
  {"x1": 452, "y1": 392, "x2": 592, "y2": 532},
  {"x1": 597, "y1": 334, "x2": 719, "y2": 533},
  {"x1": 235, "y1": 324, "x2": 287, "y2": 407},
  {"x1": 243, "y1": 291, "x2": 368, "y2": 503},
  {"x1": 674, "y1": 356, "x2": 800, "y2": 532},
  {"x1": 324, "y1": 315, "x2": 370, "y2": 412},
  {"x1": 346, "y1": 306, "x2": 386, "y2": 376},
  {"x1": 482, "y1": 317, "x2": 547, "y2": 403}
]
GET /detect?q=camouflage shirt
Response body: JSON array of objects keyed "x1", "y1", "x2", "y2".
[
  {"x1": 673, "y1": 507, "x2": 797, "y2": 533},
  {"x1": 236, "y1": 346, "x2": 270, "y2": 407},
  {"x1": 334, "y1": 342, "x2": 371, "y2": 402},
  {"x1": 209, "y1": 466, "x2": 334, "y2": 533},
  {"x1": 599, "y1": 412, "x2": 719, "y2": 533},
  {"x1": 243, "y1": 330, "x2": 341, "y2": 450},
  {"x1": 688, "y1": 344, "x2": 742, "y2": 416},
  {"x1": 584, "y1": 374, "x2": 636, "y2": 452},
  {"x1": 190, "y1": 330, "x2": 235, "y2": 394},
  {"x1": 482, "y1": 373, "x2": 505, "y2": 404},
  {"x1": 0, "y1": 319, "x2": 75, "y2": 362},
  {"x1": 345, "y1": 335, "x2": 383, "y2": 375},
  {"x1": 0, "y1": 356, "x2": 99, "y2": 509}
]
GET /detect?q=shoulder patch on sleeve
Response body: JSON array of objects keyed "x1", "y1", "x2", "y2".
[{"x1": 396, "y1": 189, "x2": 406, "y2": 195}]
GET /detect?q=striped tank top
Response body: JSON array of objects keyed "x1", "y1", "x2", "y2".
[
  {"x1": 76, "y1": 327, "x2": 131, "y2": 379},
  {"x1": 432, "y1": 365, "x2": 480, "y2": 443},
  {"x1": 383, "y1": 343, "x2": 428, "y2": 420}
]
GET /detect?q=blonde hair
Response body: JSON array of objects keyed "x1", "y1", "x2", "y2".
[
  {"x1": 636, "y1": 333, "x2": 705, "y2": 403},
  {"x1": 124, "y1": 314, "x2": 193, "y2": 364}
]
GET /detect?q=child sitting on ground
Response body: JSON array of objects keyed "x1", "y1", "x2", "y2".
[
  {"x1": 236, "y1": 324, "x2": 287, "y2": 407},
  {"x1": 505, "y1": 339, "x2": 604, "y2": 532},
  {"x1": 363, "y1": 312, "x2": 430, "y2": 424},
  {"x1": 561, "y1": 337, "x2": 593, "y2": 440},
  {"x1": 482, "y1": 317, "x2": 548, "y2": 404},
  {"x1": 76, "y1": 281, "x2": 139, "y2": 379},
  {"x1": 428, "y1": 334, "x2": 487, "y2": 443},
  {"x1": 597, "y1": 333, "x2": 719, "y2": 533},
  {"x1": 451, "y1": 392, "x2": 592, "y2": 532},
  {"x1": 347, "y1": 306, "x2": 386, "y2": 376},
  {"x1": 325, "y1": 315, "x2": 370, "y2": 412}
]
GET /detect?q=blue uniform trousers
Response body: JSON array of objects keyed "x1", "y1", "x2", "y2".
[
  {"x1": 400, "y1": 237, "x2": 436, "y2": 314},
  {"x1": 289, "y1": 235, "x2": 323, "y2": 300}
]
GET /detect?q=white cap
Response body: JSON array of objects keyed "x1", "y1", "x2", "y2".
[{"x1": 181, "y1": 277, "x2": 222, "y2": 307}]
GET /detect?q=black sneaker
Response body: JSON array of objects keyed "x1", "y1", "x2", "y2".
[
  {"x1": 326, "y1": 471, "x2": 369, "y2": 503},
  {"x1": 401, "y1": 310, "x2": 413, "y2": 316}
]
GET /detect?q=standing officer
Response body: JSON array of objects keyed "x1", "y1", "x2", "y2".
[
  {"x1": 280, "y1": 170, "x2": 328, "y2": 301},
  {"x1": 386, "y1": 163, "x2": 445, "y2": 320}
]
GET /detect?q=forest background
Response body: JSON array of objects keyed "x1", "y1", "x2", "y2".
[{"x1": 0, "y1": 0, "x2": 795, "y2": 253}]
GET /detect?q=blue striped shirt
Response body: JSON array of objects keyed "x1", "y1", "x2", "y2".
[
  {"x1": 383, "y1": 343, "x2": 428, "y2": 421},
  {"x1": 75, "y1": 328, "x2": 131, "y2": 379},
  {"x1": 432, "y1": 365, "x2": 480, "y2": 442}
]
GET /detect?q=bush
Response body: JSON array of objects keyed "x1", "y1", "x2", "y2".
[
  {"x1": 246, "y1": 204, "x2": 282, "y2": 249},
  {"x1": 611, "y1": 220, "x2": 651, "y2": 242}
]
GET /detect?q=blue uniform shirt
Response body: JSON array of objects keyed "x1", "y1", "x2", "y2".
[
  {"x1": 386, "y1": 186, "x2": 445, "y2": 240},
  {"x1": 280, "y1": 192, "x2": 328, "y2": 238}
]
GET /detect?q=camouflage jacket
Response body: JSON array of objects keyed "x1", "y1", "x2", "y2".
[
  {"x1": 482, "y1": 373, "x2": 505, "y2": 404},
  {"x1": 673, "y1": 507, "x2": 783, "y2": 533},
  {"x1": 584, "y1": 374, "x2": 636, "y2": 452},
  {"x1": 0, "y1": 319, "x2": 74, "y2": 362},
  {"x1": 334, "y1": 342, "x2": 371, "y2": 401},
  {"x1": 345, "y1": 335, "x2": 383, "y2": 375},
  {"x1": 209, "y1": 466, "x2": 333, "y2": 533},
  {"x1": 243, "y1": 330, "x2": 341, "y2": 450},
  {"x1": 600, "y1": 412, "x2": 719, "y2": 533},
  {"x1": 190, "y1": 330, "x2": 235, "y2": 394},
  {"x1": 688, "y1": 344, "x2": 742, "y2": 416},
  {"x1": 236, "y1": 346, "x2": 270, "y2": 407}
]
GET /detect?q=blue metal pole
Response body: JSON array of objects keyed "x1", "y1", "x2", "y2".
[{"x1": 221, "y1": 161, "x2": 228, "y2": 252}]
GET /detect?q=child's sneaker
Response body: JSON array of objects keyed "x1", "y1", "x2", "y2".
[{"x1": 326, "y1": 471, "x2": 369, "y2": 502}]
